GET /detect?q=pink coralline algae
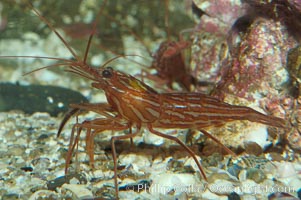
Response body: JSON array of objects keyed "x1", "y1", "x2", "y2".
[
  {"x1": 191, "y1": 0, "x2": 247, "y2": 92},
  {"x1": 217, "y1": 17, "x2": 295, "y2": 102},
  {"x1": 191, "y1": 0, "x2": 301, "y2": 150}
]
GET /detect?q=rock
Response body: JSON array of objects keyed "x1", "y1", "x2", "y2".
[
  {"x1": 61, "y1": 184, "x2": 93, "y2": 200},
  {"x1": 246, "y1": 168, "x2": 266, "y2": 183},
  {"x1": 149, "y1": 173, "x2": 200, "y2": 196},
  {"x1": 268, "y1": 192, "x2": 299, "y2": 200},
  {"x1": 228, "y1": 192, "x2": 241, "y2": 200},
  {"x1": 275, "y1": 162, "x2": 297, "y2": 178},
  {"x1": 208, "y1": 179, "x2": 236, "y2": 195},
  {"x1": 28, "y1": 190, "x2": 59, "y2": 200},
  {"x1": 201, "y1": 189, "x2": 228, "y2": 200},
  {"x1": 0, "y1": 83, "x2": 88, "y2": 116}
]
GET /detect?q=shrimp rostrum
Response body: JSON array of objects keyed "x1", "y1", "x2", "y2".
[{"x1": 2, "y1": 2, "x2": 287, "y2": 199}]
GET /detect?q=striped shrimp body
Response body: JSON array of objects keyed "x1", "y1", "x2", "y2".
[
  {"x1": 78, "y1": 66, "x2": 287, "y2": 197},
  {"x1": 90, "y1": 66, "x2": 286, "y2": 130}
]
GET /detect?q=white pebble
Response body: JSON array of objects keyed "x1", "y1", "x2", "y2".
[
  {"x1": 149, "y1": 173, "x2": 199, "y2": 195},
  {"x1": 275, "y1": 161, "x2": 296, "y2": 178},
  {"x1": 184, "y1": 156, "x2": 203, "y2": 172},
  {"x1": 119, "y1": 153, "x2": 151, "y2": 174},
  {"x1": 202, "y1": 189, "x2": 227, "y2": 200},
  {"x1": 243, "y1": 125, "x2": 270, "y2": 149},
  {"x1": 143, "y1": 130, "x2": 164, "y2": 145},
  {"x1": 208, "y1": 179, "x2": 235, "y2": 195},
  {"x1": 62, "y1": 184, "x2": 93, "y2": 200}
]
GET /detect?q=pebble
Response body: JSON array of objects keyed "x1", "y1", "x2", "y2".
[
  {"x1": 208, "y1": 179, "x2": 235, "y2": 195},
  {"x1": 201, "y1": 189, "x2": 228, "y2": 200},
  {"x1": 47, "y1": 173, "x2": 87, "y2": 191},
  {"x1": 119, "y1": 153, "x2": 151, "y2": 174},
  {"x1": 238, "y1": 170, "x2": 247, "y2": 182},
  {"x1": 149, "y1": 173, "x2": 200, "y2": 196},
  {"x1": 275, "y1": 162, "x2": 297, "y2": 178},
  {"x1": 7, "y1": 144, "x2": 26, "y2": 157},
  {"x1": 239, "y1": 180, "x2": 258, "y2": 195},
  {"x1": 243, "y1": 126, "x2": 271, "y2": 150},
  {"x1": 207, "y1": 171, "x2": 236, "y2": 183},
  {"x1": 28, "y1": 190, "x2": 59, "y2": 200},
  {"x1": 287, "y1": 178, "x2": 301, "y2": 193},
  {"x1": 228, "y1": 192, "x2": 241, "y2": 200},
  {"x1": 228, "y1": 164, "x2": 243, "y2": 179},
  {"x1": 241, "y1": 195, "x2": 256, "y2": 200},
  {"x1": 62, "y1": 184, "x2": 93, "y2": 200},
  {"x1": 244, "y1": 142, "x2": 263, "y2": 156},
  {"x1": 268, "y1": 192, "x2": 299, "y2": 200},
  {"x1": 143, "y1": 130, "x2": 165, "y2": 145},
  {"x1": 184, "y1": 156, "x2": 203, "y2": 172},
  {"x1": 1, "y1": 193, "x2": 20, "y2": 200},
  {"x1": 246, "y1": 168, "x2": 266, "y2": 183}
]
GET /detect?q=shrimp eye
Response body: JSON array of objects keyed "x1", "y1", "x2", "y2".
[{"x1": 102, "y1": 67, "x2": 113, "y2": 78}]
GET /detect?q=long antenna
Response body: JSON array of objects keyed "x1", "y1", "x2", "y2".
[
  {"x1": 83, "y1": 0, "x2": 108, "y2": 64},
  {"x1": 164, "y1": 0, "x2": 171, "y2": 41},
  {"x1": 26, "y1": 1, "x2": 80, "y2": 61}
]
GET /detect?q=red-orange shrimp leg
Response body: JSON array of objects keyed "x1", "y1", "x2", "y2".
[
  {"x1": 64, "y1": 117, "x2": 130, "y2": 174},
  {"x1": 148, "y1": 125, "x2": 208, "y2": 181},
  {"x1": 57, "y1": 108, "x2": 81, "y2": 138},
  {"x1": 110, "y1": 126, "x2": 140, "y2": 199},
  {"x1": 65, "y1": 123, "x2": 83, "y2": 174},
  {"x1": 58, "y1": 103, "x2": 117, "y2": 137},
  {"x1": 200, "y1": 129, "x2": 236, "y2": 156},
  {"x1": 81, "y1": 118, "x2": 131, "y2": 168}
]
